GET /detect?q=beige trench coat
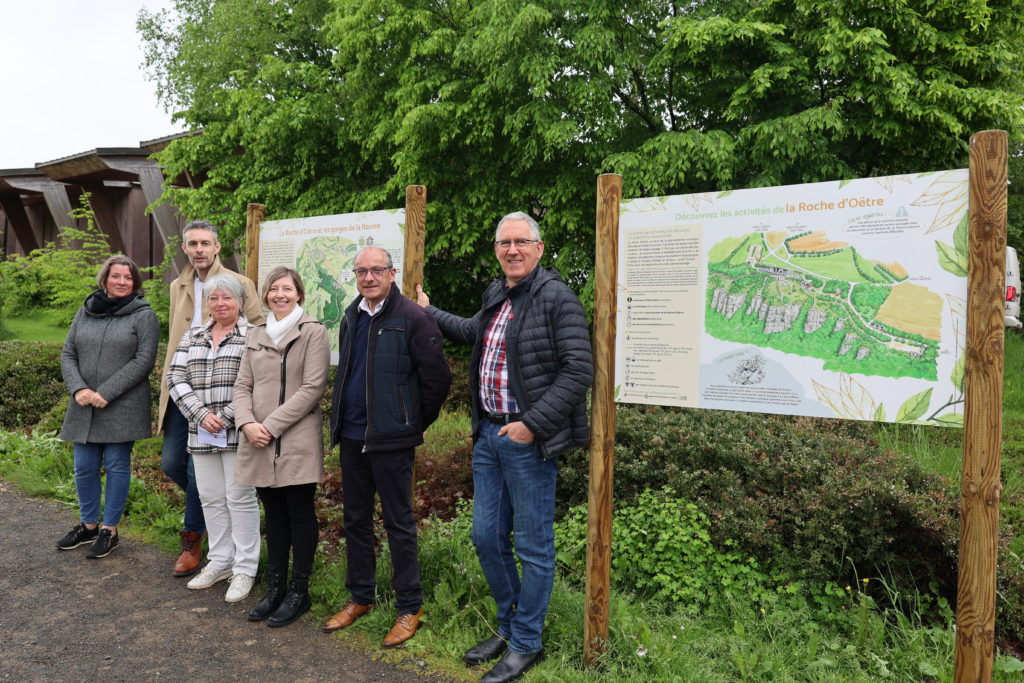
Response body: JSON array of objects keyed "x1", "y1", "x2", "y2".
[{"x1": 233, "y1": 313, "x2": 330, "y2": 488}]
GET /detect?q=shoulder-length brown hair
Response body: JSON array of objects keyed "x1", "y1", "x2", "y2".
[
  {"x1": 95, "y1": 255, "x2": 143, "y2": 295},
  {"x1": 262, "y1": 266, "x2": 306, "y2": 307}
]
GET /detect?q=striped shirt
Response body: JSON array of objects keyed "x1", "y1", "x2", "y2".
[
  {"x1": 167, "y1": 319, "x2": 252, "y2": 454},
  {"x1": 479, "y1": 298, "x2": 519, "y2": 415}
]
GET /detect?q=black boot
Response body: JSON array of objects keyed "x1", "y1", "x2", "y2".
[
  {"x1": 247, "y1": 565, "x2": 288, "y2": 622},
  {"x1": 266, "y1": 576, "x2": 311, "y2": 628}
]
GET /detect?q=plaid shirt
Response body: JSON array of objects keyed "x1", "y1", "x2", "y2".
[
  {"x1": 167, "y1": 319, "x2": 251, "y2": 454},
  {"x1": 479, "y1": 298, "x2": 519, "y2": 415}
]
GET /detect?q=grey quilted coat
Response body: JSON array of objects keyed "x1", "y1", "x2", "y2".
[
  {"x1": 428, "y1": 266, "x2": 593, "y2": 460},
  {"x1": 60, "y1": 293, "x2": 160, "y2": 443}
]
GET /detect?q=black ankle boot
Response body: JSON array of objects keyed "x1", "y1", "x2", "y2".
[
  {"x1": 247, "y1": 566, "x2": 288, "y2": 622},
  {"x1": 266, "y1": 577, "x2": 310, "y2": 628}
]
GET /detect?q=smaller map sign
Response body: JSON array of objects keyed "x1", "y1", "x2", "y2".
[
  {"x1": 258, "y1": 210, "x2": 405, "y2": 363},
  {"x1": 616, "y1": 171, "x2": 969, "y2": 426}
]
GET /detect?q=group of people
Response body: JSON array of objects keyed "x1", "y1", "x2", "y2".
[{"x1": 55, "y1": 212, "x2": 592, "y2": 683}]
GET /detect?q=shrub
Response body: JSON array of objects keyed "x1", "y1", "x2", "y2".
[
  {"x1": 557, "y1": 406, "x2": 960, "y2": 601},
  {"x1": 556, "y1": 487, "x2": 769, "y2": 610},
  {"x1": 0, "y1": 341, "x2": 65, "y2": 429}
]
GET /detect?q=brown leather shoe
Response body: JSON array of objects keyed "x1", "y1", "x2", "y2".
[
  {"x1": 322, "y1": 600, "x2": 373, "y2": 633},
  {"x1": 173, "y1": 530, "x2": 204, "y2": 577},
  {"x1": 381, "y1": 608, "x2": 424, "y2": 648}
]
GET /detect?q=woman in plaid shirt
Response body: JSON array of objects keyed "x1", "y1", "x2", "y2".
[{"x1": 167, "y1": 274, "x2": 260, "y2": 603}]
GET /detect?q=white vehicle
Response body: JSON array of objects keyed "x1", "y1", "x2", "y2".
[{"x1": 1006, "y1": 246, "x2": 1022, "y2": 329}]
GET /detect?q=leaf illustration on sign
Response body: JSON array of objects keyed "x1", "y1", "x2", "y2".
[
  {"x1": 812, "y1": 375, "x2": 878, "y2": 421},
  {"x1": 895, "y1": 388, "x2": 932, "y2": 423},
  {"x1": 620, "y1": 197, "x2": 669, "y2": 214},
  {"x1": 871, "y1": 175, "x2": 912, "y2": 194},
  {"x1": 910, "y1": 171, "x2": 968, "y2": 234},
  {"x1": 680, "y1": 193, "x2": 716, "y2": 211}
]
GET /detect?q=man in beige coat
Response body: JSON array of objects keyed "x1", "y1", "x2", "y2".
[{"x1": 159, "y1": 220, "x2": 263, "y2": 577}]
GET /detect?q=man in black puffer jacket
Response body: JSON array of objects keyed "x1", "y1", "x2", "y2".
[{"x1": 417, "y1": 212, "x2": 593, "y2": 683}]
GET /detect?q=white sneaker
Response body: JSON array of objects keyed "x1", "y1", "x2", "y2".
[
  {"x1": 187, "y1": 564, "x2": 233, "y2": 590},
  {"x1": 225, "y1": 573, "x2": 255, "y2": 602}
]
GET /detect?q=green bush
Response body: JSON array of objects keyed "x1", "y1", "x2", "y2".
[
  {"x1": 557, "y1": 406, "x2": 960, "y2": 600},
  {"x1": 556, "y1": 487, "x2": 769, "y2": 610},
  {"x1": 0, "y1": 341, "x2": 65, "y2": 429}
]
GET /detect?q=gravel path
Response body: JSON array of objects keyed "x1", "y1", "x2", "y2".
[{"x1": 0, "y1": 481, "x2": 453, "y2": 683}]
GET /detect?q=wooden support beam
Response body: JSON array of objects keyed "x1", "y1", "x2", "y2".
[
  {"x1": 137, "y1": 165, "x2": 188, "y2": 275},
  {"x1": 402, "y1": 185, "x2": 427, "y2": 299},
  {"x1": 0, "y1": 194, "x2": 40, "y2": 252},
  {"x1": 585, "y1": 173, "x2": 621, "y2": 667},
  {"x1": 80, "y1": 181, "x2": 128, "y2": 254},
  {"x1": 40, "y1": 183, "x2": 75, "y2": 234},
  {"x1": 955, "y1": 130, "x2": 1008, "y2": 683},
  {"x1": 245, "y1": 203, "x2": 265, "y2": 286}
]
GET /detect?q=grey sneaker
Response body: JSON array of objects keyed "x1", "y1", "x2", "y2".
[
  {"x1": 85, "y1": 529, "x2": 119, "y2": 558},
  {"x1": 56, "y1": 523, "x2": 98, "y2": 550},
  {"x1": 187, "y1": 564, "x2": 233, "y2": 590},
  {"x1": 225, "y1": 574, "x2": 255, "y2": 602}
]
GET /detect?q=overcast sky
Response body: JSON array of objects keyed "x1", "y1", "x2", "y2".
[{"x1": 0, "y1": 0, "x2": 183, "y2": 170}]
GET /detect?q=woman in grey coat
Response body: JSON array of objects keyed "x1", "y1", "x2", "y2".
[{"x1": 56, "y1": 255, "x2": 159, "y2": 558}]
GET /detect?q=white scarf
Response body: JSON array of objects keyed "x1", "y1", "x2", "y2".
[{"x1": 266, "y1": 305, "x2": 304, "y2": 346}]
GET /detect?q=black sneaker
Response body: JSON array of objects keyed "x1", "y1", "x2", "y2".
[
  {"x1": 56, "y1": 523, "x2": 99, "y2": 550},
  {"x1": 86, "y1": 529, "x2": 119, "y2": 558}
]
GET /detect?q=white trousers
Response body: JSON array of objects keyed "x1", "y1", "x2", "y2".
[{"x1": 193, "y1": 450, "x2": 260, "y2": 577}]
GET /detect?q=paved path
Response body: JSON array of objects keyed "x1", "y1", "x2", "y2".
[{"x1": 0, "y1": 481, "x2": 452, "y2": 682}]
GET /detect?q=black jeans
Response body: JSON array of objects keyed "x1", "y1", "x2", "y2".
[
  {"x1": 256, "y1": 483, "x2": 318, "y2": 580},
  {"x1": 339, "y1": 438, "x2": 421, "y2": 614}
]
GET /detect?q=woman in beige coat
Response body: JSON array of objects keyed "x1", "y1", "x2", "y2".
[{"x1": 234, "y1": 266, "x2": 329, "y2": 627}]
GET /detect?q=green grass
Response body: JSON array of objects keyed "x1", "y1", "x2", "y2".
[{"x1": 0, "y1": 311, "x2": 67, "y2": 342}]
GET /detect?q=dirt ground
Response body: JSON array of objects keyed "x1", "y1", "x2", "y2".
[{"x1": 0, "y1": 481, "x2": 453, "y2": 683}]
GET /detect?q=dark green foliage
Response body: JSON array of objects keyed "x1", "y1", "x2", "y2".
[
  {"x1": 557, "y1": 406, "x2": 960, "y2": 597},
  {"x1": 0, "y1": 342, "x2": 65, "y2": 429},
  {"x1": 850, "y1": 283, "x2": 891, "y2": 319}
]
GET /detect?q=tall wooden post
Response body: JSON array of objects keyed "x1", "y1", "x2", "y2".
[
  {"x1": 402, "y1": 185, "x2": 427, "y2": 299},
  {"x1": 955, "y1": 130, "x2": 1007, "y2": 682},
  {"x1": 585, "y1": 173, "x2": 621, "y2": 667},
  {"x1": 245, "y1": 203, "x2": 266, "y2": 285}
]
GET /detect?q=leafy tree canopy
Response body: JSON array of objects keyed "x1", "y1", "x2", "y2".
[{"x1": 140, "y1": 0, "x2": 1024, "y2": 315}]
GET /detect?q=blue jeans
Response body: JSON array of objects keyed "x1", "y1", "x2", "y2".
[
  {"x1": 471, "y1": 421, "x2": 557, "y2": 655},
  {"x1": 160, "y1": 401, "x2": 205, "y2": 534},
  {"x1": 73, "y1": 442, "x2": 133, "y2": 527}
]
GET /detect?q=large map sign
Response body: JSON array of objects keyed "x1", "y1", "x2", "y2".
[
  {"x1": 615, "y1": 170, "x2": 969, "y2": 426},
  {"x1": 258, "y1": 209, "x2": 405, "y2": 363}
]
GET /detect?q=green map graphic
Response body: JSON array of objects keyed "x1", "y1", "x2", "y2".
[
  {"x1": 296, "y1": 236, "x2": 359, "y2": 352},
  {"x1": 706, "y1": 231, "x2": 941, "y2": 380}
]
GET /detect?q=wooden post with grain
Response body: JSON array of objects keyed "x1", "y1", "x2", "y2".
[
  {"x1": 402, "y1": 185, "x2": 427, "y2": 299},
  {"x1": 954, "y1": 129, "x2": 1007, "y2": 682},
  {"x1": 585, "y1": 173, "x2": 622, "y2": 667},
  {"x1": 245, "y1": 203, "x2": 266, "y2": 285}
]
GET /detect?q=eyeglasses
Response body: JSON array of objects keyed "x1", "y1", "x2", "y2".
[
  {"x1": 494, "y1": 239, "x2": 540, "y2": 250},
  {"x1": 353, "y1": 266, "x2": 391, "y2": 278}
]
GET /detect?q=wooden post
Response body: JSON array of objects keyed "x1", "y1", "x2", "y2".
[
  {"x1": 955, "y1": 130, "x2": 1008, "y2": 682},
  {"x1": 245, "y1": 203, "x2": 265, "y2": 285},
  {"x1": 584, "y1": 173, "x2": 621, "y2": 667},
  {"x1": 402, "y1": 185, "x2": 427, "y2": 299}
]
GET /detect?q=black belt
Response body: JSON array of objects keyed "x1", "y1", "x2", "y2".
[{"x1": 485, "y1": 412, "x2": 522, "y2": 425}]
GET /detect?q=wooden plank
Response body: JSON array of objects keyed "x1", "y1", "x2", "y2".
[
  {"x1": 41, "y1": 183, "x2": 76, "y2": 235},
  {"x1": 80, "y1": 181, "x2": 128, "y2": 254},
  {"x1": 0, "y1": 194, "x2": 40, "y2": 252},
  {"x1": 137, "y1": 165, "x2": 188, "y2": 275},
  {"x1": 955, "y1": 130, "x2": 1008, "y2": 683},
  {"x1": 245, "y1": 203, "x2": 265, "y2": 286},
  {"x1": 402, "y1": 185, "x2": 427, "y2": 299},
  {"x1": 584, "y1": 173, "x2": 621, "y2": 667}
]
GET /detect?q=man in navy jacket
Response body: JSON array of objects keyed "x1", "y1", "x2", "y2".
[{"x1": 325, "y1": 245, "x2": 450, "y2": 648}]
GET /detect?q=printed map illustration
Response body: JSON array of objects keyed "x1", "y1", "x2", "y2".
[
  {"x1": 296, "y1": 236, "x2": 359, "y2": 351},
  {"x1": 706, "y1": 229, "x2": 943, "y2": 380}
]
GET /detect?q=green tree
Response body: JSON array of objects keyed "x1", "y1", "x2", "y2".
[{"x1": 139, "y1": 0, "x2": 1024, "y2": 316}]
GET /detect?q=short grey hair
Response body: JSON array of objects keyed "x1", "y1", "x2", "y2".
[
  {"x1": 204, "y1": 274, "x2": 245, "y2": 303},
  {"x1": 495, "y1": 211, "x2": 542, "y2": 242},
  {"x1": 355, "y1": 245, "x2": 393, "y2": 269},
  {"x1": 182, "y1": 220, "x2": 219, "y2": 241}
]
